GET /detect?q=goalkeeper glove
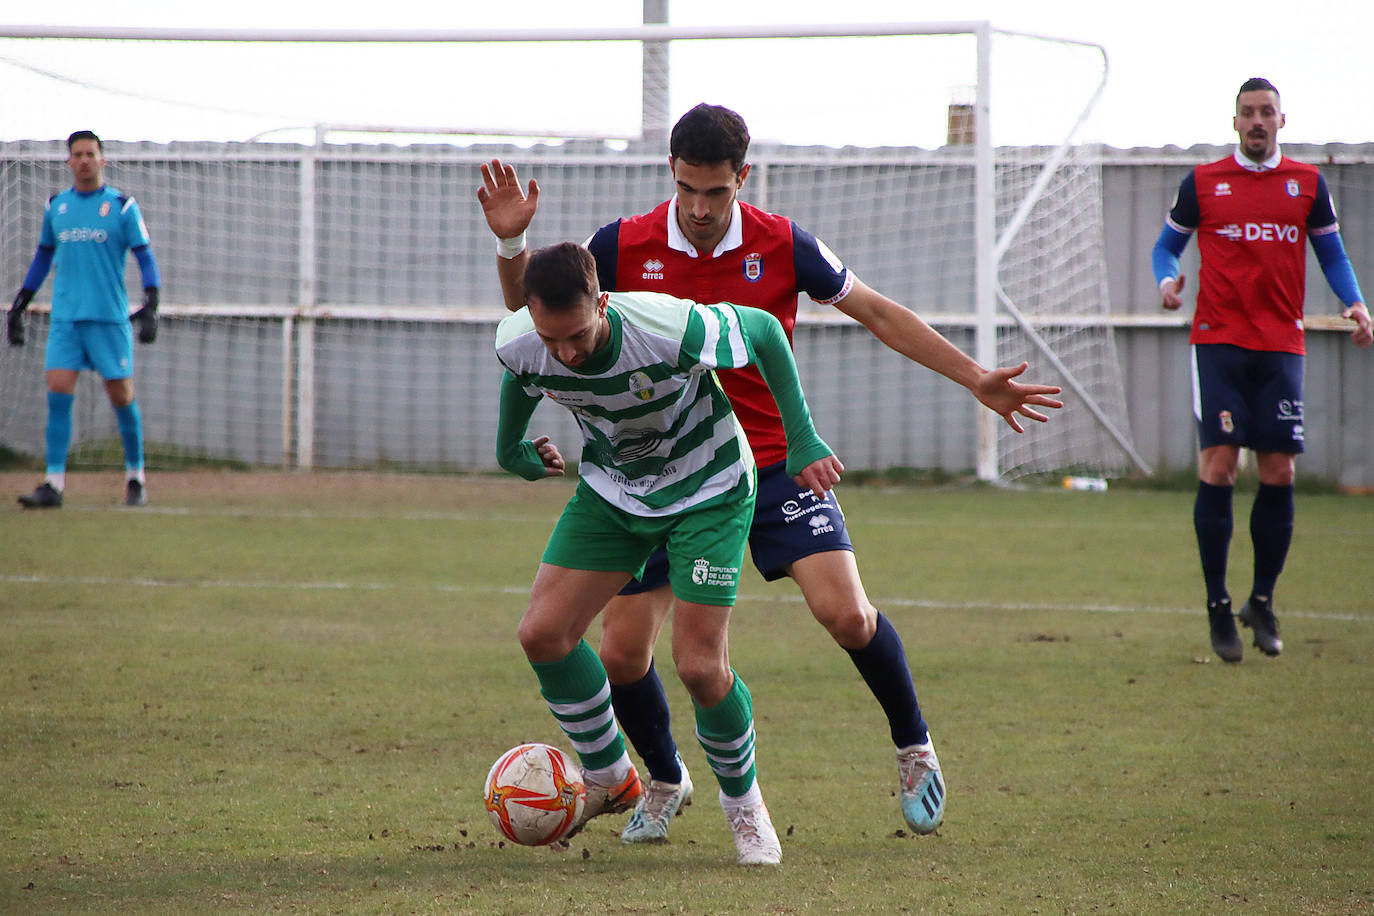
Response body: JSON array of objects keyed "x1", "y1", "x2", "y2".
[
  {"x1": 7, "y1": 288, "x2": 33, "y2": 346},
  {"x1": 130, "y1": 286, "x2": 159, "y2": 344}
]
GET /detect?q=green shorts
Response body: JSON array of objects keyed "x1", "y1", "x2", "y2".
[{"x1": 542, "y1": 478, "x2": 754, "y2": 606}]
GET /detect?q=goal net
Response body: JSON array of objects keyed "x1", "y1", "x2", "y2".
[{"x1": 0, "y1": 23, "x2": 1140, "y2": 480}]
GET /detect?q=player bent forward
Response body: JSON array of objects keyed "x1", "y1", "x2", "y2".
[{"x1": 495, "y1": 242, "x2": 842, "y2": 866}]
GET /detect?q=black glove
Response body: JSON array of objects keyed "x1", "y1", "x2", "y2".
[
  {"x1": 130, "y1": 286, "x2": 158, "y2": 344},
  {"x1": 7, "y1": 288, "x2": 33, "y2": 346}
]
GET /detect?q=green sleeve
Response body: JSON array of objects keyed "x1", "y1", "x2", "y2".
[
  {"x1": 734, "y1": 305, "x2": 834, "y2": 476},
  {"x1": 496, "y1": 370, "x2": 551, "y2": 481}
]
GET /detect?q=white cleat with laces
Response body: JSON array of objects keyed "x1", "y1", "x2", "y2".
[{"x1": 723, "y1": 795, "x2": 781, "y2": 866}]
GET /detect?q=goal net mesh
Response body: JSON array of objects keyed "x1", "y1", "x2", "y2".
[{"x1": 0, "y1": 27, "x2": 1134, "y2": 479}]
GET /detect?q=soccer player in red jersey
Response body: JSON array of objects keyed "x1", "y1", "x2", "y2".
[
  {"x1": 479, "y1": 104, "x2": 1062, "y2": 842},
  {"x1": 1152, "y1": 78, "x2": 1371, "y2": 663}
]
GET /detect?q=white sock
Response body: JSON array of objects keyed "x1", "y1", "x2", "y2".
[
  {"x1": 45, "y1": 472, "x2": 65, "y2": 492},
  {"x1": 582, "y1": 751, "x2": 632, "y2": 787},
  {"x1": 720, "y1": 783, "x2": 763, "y2": 811}
]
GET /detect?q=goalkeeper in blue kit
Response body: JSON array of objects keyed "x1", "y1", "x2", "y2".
[
  {"x1": 495, "y1": 241, "x2": 842, "y2": 865},
  {"x1": 8, "y1": 130, "x2": 161, "y2": 508}
]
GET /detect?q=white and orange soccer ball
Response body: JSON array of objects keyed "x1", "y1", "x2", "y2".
[{"x1": 483, "y1": 742, "x2": 587, "y2": 846}]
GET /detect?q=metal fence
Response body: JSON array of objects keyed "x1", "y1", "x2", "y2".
[{"x1": 3, "y1": 140, "x2": 1372, "y2": 486}]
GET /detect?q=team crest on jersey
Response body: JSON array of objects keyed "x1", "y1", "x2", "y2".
[
  {"x1": 1219, "y1": 410, "x2": 1234, "y2": 434},
  {"x1": 99, "y1": 201, "x2": 111, "y2": 217},
  {"x1": 1214, "y1": 182, "x2": 1232, "y2": 197},
  {"x1": 743, "y1": 252, "x2": 763, "y2": 282},
  {"x1": 1286, "y1": 179, "x2": 1300, "y2": 198},
  {"x1": 627, "y1": 371, "x2": 655, "y2": 401}
]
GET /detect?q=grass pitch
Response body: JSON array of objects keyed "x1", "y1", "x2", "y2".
[{"x1": 1, "y1": 471, "x2": 1371, "y2": 914}]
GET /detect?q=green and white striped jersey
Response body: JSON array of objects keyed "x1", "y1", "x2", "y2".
[{"x1": 496, "y1": 291, "x2": 759, "y2": 517}]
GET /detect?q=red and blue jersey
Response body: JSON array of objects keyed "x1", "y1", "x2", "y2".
[
  {"x1": 1165, "y1": 151, "x2": 1338, "y2": 355},
  {"x1": 586, "y1": 197, "x2": 851, "y2": 465}
]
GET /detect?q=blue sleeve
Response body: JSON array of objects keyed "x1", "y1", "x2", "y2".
[
  {"x1": 133, "y1": 245, "x2": 161, "y2": 289},
  {"x1": 585, "y1": 221, "x2": 621, "y2": 293},
  {"x1": 38, "y1": 195, "x2": 57, "y2": 249},
  {"x1": 791, "y1": 222, "x2": 849, "y2": 303},
  {"x1": 1311, "y1": 231, "x2": 1365, "y2": 306},
  {"x1": 1151, "y1": 225, "x2": 1191, "y2": 286},
  {"x1": 22, "y1": 244, "x2": 55, "y2": 292},
  {"x1": 1151, "y1": 170, "x2": 1198, "y2": 286}
]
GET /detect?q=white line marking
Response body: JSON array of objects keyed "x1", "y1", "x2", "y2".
[{"x1": 1, "y1": 574, "x2": 1365, "y2": 622}]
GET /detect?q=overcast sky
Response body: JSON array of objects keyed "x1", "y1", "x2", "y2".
[{"x1": 1, "y1": 0, "x2": 1370, "y2": 149}]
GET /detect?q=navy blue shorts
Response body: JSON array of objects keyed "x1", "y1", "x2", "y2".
[
  {"x1": 619, "y1": 459, "x2": 854, "y2": 594},
  {"x1": 1191, "y1": 343, "x2": 1304, "y2": 453}
]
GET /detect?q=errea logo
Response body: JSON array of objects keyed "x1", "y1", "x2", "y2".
[
  {"x1": 642, "y1": 258, "x2": 664, "y2": 280},
  {"x1": 1214, "y1": 182, "x2": 1232, "y2": 196},
  {"x1": 809, "y1": 513, "x2": 835, "y2": 536}
]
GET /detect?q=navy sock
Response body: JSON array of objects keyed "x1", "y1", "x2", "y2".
[
  {"x1": 1249, "y1": 483, "x2": 1294, "y2": 600},
  {"x1": 845, "y1": 613, "x2": 927, "y2": 748},
  {"x1": 608, "y1": 660, "x2": 681, "y2": 784},
  {"x1": 1194, "y1": 481, "x2": 1234, "y2": 604}
]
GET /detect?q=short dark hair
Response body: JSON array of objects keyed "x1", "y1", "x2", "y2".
[
  {"x1": 523, "y1": 242, "x2": 599, "y2": 311},
  {"x1": 669, "y1": 103, "x2": 750, "y2": 172},
  {"x1": 66, "y1": 130, "x2": 102, "y2": 152},
  {"x1": 1236, "y1": 77, "x2": 1279, "y2": 107}
]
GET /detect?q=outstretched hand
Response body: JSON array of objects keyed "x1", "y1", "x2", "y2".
[
  {"x1": 529, "y1": 435, "x2": 565, "y2": 477},
  {"x1": 477, "y1": 158, "x2": 539, "y2": 241},
  {"x1": 973, "y1": 362, "x2": 1064, "y2": 433},
  {"x1": 793, "y1": 454, "x2": 844, "y2": 500}
]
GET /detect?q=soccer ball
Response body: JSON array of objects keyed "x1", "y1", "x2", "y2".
[{"x1": 483, "y1": 742, "x2": 586, "y2": 846}]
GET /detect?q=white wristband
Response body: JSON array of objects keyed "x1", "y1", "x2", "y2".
[{"x1": 496, "y1": 233, "x2": 527, "y2": 259}]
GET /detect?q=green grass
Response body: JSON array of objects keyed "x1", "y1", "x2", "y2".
[{"x1": 1, "y1": 472, "x2": 1371, "y2": 914}]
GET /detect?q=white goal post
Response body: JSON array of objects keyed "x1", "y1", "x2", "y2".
[{"x1": 0, "y1": 21, "x2": 1144, "y2": 480}]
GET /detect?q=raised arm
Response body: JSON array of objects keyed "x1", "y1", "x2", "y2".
[
  {"x1": 832, "y1": 278, "x2": 1063, "y2": 433},
  {"x1": 477, "y1": 159, "x2": 540, "y2": 312}
]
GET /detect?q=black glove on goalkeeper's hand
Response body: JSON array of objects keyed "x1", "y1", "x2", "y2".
[
  {"x1": 7, "y1": 288, "x2": 33, "y2": 346},
  {"x1": 130, "y1": 286, "x2": 158, "y2": 344}
]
